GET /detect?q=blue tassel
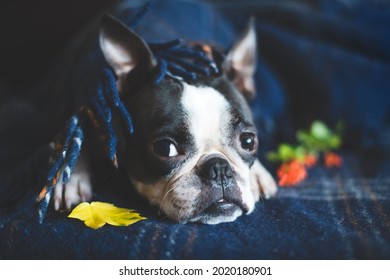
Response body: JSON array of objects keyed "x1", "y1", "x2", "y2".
[
  {"x1": 102, "y1": 68, "x2": 134, "y2": 136},
  {"x1": 164, "y1": 54, "x2": 211, "y2": 76},
  {"x1": 96, "y1": 81, "x2": 112, "y2": 121},
  {"x1": 116, "y1": 100, "x2": 134, "y2": 136},
  {"x1": 62, "y1": 127, "x2": 84, "y2": 183},
  {"x1": 46, "y1": 116, "x2": 79, "y2": 182},
  {"x1": 102, "y1": 68, "x2": 121, "y2": 107},
  {"x1": 92, "y1": 98, "x2": 117, "y2": 164},
  {"x1": 168, "y1": 48, "x2": 210, "y2": 61},
  {"x1": 38, "y1": 121, "x2": 84, "y2": 224},
  {"x1": 151, "y1": 41, "x2": 219, "y2": 83},
  {"x1": 38, "y1": 187, "x2": 54, "y2": 224},
  {"x1": 167, "y1": 62, "x2": 197, "y2": 81},
  {"x1": 149, "y1": 39, "x2": 183, "y2": 52},
  {"x1": 64, "y1": 116, "x2": 79, "y2": 146},
  {"x1": 155, "y1": 59, "x2": 168, "y2": 85}
]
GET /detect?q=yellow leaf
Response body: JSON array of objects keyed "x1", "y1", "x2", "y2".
[{"x1": 68, "y1": 201, "x2": 147, "y2": 229}]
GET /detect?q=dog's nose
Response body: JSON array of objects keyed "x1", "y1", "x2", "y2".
[{"x1": 197, "y1": 157, "x2": 233, "y2": 187}]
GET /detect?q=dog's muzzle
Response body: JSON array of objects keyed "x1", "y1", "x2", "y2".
[{"x1": 192, "y1": 155, "x2": 249, "y2": 219}]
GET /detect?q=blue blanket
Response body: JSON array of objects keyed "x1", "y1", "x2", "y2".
[{"x1": 0, "y1": 0, "x2": 390, "y2": 259}]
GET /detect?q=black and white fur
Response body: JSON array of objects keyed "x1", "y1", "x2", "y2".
[{"x1": 53, "y1": 15, "x2": 277, "y2": 224}]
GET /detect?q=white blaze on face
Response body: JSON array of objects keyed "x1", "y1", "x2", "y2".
[{"x1": 181, "y1": 83, "x2": 231, "y2": 153}]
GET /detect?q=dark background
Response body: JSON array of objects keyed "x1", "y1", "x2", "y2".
[
  {"x1": 1, "y1": 0, "x2": 389, "y2": 150},
  {"x1": 0, "y1": 0, "x2": 389, "y2": 259},
  {"x1": 0, "y1": 0, "x2": 115, "y2": 89}
]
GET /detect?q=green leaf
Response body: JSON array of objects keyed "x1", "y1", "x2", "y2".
[
  {"x1": 267, "y1": 143, "x2": 309, "y2": 163},
  {"x1": 294, "y1": 146, "x2": 307, "y2": 161},
  {"x1": 296, "y1": 120, "x2": 342, "y2": 152},
  {"x1": 328, "y1": 135, "x2": 341, "y2": 149},
  {"x1": 267, "y1": 120, "x2": 343, "y2": 164},
  {"x1": 279, "y1": 144, "x2": 296, "y2": 161},
  {"x1": 311, "y1": 121, "x2": 331, "y2": 140}
]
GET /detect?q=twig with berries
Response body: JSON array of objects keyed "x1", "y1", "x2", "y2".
[{"x1": 267, "y1": 121, "x2": 343, "y2": 187}]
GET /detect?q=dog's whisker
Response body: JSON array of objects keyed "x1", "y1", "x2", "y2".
[
  {"x1": 159, "y1": 186, "x2": 176, "y2": 216},
  {"x1": 160, "y1": 171, "x2": 187, "y2": 210},
  {"x1": 159, "y1": 175, "x2": 183, "y2": 215},
  {"x1": 159, "y1": 171, "x2": 189, "y2": 217}
]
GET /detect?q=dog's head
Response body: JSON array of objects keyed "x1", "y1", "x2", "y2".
[{"x1": 99, "y1": 16, "x2": 277, "y2": 224}]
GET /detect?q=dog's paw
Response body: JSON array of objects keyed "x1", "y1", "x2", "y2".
[
  {"x1": 53, "y1": 160, "x2": 92, "y2": 210},
  {"x1": 250, "y1": 159, "x2": 278, "y2": 199}
]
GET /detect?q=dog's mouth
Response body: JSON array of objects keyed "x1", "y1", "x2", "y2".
[
  {"x1": 188, "y1": 196, "x2": 249, "y2": 224},
  {"x1": 205, "y1": 198, "x2": 244, "y2": 214}
]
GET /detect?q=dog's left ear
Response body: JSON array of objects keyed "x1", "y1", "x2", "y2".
[{"x1": 224, "y1": 18, "x2": 257, "y2": 100}]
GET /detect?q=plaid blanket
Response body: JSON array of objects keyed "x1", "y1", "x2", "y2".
[
  {"x1": 1, "y1": 153, "x2": 389, "y2": 259},
  {"x1": 1, "y1": 0, "x2": 390, "y2": 259}
]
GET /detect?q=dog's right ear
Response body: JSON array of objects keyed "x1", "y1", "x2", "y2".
[
  {"x1": 100, "y1": 15, "x2": 157, "y2": 81},
  {"x1": 223, "y1": 18, "x2": 257, "y2": 100}
]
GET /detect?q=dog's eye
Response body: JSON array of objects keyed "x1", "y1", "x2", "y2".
[
  {"x1": 153, "y1": 139, "x2": 179, "y2": 158},
  {"x1": 240, "y1": 132, "x2": 257, "y2": 151}
]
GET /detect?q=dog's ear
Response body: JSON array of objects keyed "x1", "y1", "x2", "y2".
[
  {"x1": 99, "y1": 15, "x2": 156, "y2": 81},
  {"x1": 224, "y1": 18, "x2": 257, "y2": 100}
]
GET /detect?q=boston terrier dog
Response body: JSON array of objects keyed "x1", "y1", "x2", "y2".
[{"x1": 52, "y1": 11, "x2": 277, "y2": 224}]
